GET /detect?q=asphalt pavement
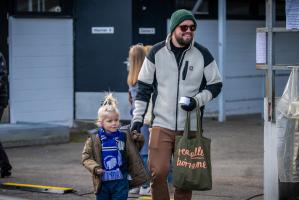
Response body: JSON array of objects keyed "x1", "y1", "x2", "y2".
[{"x1": 0, "y1": 114, "x2": 263, "y2": 200}]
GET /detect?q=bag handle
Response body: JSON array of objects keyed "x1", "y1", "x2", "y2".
[{"x1": 184, "y1": 108, "x2": 203, "y2": 138}]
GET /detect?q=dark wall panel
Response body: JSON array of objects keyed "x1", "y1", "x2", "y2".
[
  {"x1": 0, "y1": 0, "x2": 9, "y2": 61},
  {"x1": 74, "y1": 1, "x2": 132, "y2": 92},
  {"x1": 132, "y1": 0, "x2": 174, "y2": 45}
]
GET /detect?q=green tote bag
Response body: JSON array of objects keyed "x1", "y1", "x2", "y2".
[{"x1": 173, "y1": 109, "x2": 212, "y2": 191}]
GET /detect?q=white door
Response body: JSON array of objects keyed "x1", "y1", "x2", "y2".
[{"x1": 9, "y1": 17, "x2": 73, "y2": 126}]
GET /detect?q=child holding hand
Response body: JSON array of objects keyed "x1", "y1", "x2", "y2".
[{"x1": 82, "y1": 93, "x2": 150, "y2": 200}]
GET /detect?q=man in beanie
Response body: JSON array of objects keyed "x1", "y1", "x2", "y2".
[{"x1": 131, "y1": 9, "x2": 222, "y2": 200}]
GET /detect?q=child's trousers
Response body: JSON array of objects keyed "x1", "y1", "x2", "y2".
[{"x1": 96, "y1": 177, "x2": 129, "y2": 200}]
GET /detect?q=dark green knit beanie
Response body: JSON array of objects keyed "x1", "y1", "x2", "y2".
[{"x1": 169, "y1": 9, "x2": 197, "y2": 33}]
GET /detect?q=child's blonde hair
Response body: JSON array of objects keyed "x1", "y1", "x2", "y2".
[
  {"x1": 97, "y1": 93, "x2": 119, "y2": 126},
  {"x1": 127, "y1": 44, "x2": 146, "y2": 87}
]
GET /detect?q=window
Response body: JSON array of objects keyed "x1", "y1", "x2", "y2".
[
  {"x1": 11, "y1": 0, "x2": 73, "y2": 17},
  {"x1": 227, "y1": 0, "x2": 262, "y2": 20},
  {"x1": 227, "y1": 1, "x2": 250, "y2": 17},
  {"x1": 174, "y1": 0, "x2": 286, "y2": 20},
  {"x1": 227, "y1": 0, "x2": 285, "y2": 20},
  {"x1": 276, "y1": 0, "x2": 286, "y2": 20},
  {"x1": 175, "y1": 0, "x2": 217, "y2": 19}
]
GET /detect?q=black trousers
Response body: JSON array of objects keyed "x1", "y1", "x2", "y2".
[
  {"x1": 0, "y1": 141, "x2": 12, "y2": 172},
  {"x1": 0, "y1": 106, "x2": 12, "y2": 174}
]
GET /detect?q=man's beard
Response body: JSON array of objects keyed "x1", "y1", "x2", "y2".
[{"x1": 175, "y1": 33, "x2": 193, "y2": 46}]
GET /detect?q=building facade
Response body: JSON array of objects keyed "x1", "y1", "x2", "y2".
[{"x1": 1, "y1": 0, "x2": 298, "y2": 125}]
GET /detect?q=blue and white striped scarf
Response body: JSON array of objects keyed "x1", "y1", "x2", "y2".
[{"x1": 98, "y1": 128, "x2": 125, "y2": 181}]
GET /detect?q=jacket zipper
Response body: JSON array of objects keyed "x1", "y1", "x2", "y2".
[
  {"x1": 175, "y1": 50, "x2": 188, "y2": 131},
  {"x1": 182, "y1": 61, "x2": 189, "y2": 80}
]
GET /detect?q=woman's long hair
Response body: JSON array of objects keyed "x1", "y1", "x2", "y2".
[{"x1": 127, "y1": 44, "x2": 146, "y2": 87}]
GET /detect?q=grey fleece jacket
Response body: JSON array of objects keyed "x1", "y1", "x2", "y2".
[{"x1": 132, "y1": 34, "x2": 222, "y2": 131}]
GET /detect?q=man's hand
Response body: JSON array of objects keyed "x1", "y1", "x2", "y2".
[
  {"x1": 130, "y1": 121, "x2": 143, "y2": 133},
  {"x1": 181, "y1": 97, "x2": 197, "y2": 111}
]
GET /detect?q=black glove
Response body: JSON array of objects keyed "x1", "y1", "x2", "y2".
[
  {"x1": 181, "y1": 97, "x2": 197, "y2": 111},
  {"x1": 130, "y1": 121, "x2": 143, "y2": 133}
]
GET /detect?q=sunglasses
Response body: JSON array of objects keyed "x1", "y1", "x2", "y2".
[{"x1": 179, "y1": 25, "x2": 196, "y2": 32}]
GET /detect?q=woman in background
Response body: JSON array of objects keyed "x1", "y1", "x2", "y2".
[{"x1": 127, "y1": 44, "x2": 152, "y2": 196}]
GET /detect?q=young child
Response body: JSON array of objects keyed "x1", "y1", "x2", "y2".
[{"x1": 82, "y1": 93, "x2": 150, "y2": 200}]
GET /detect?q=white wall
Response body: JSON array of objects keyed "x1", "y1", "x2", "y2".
[{"x1": 9, "y1": 18, "x2": 74, "y2": 126}]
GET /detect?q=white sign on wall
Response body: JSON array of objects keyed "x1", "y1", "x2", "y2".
[
  {"x1": 256, "y1": 32, "x2": 267, "y2": 64},
  {"x1": 92, "y1": 27, "x2": 114, "y2": 34},
  {"x1": 139, "y1": 27, "x2": 155, "y2": 35}
]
